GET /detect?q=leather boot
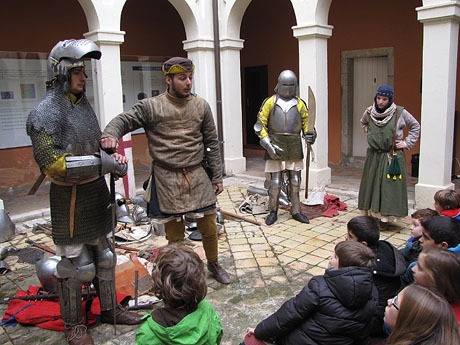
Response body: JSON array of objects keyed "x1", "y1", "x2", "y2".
[
  {"x1": 265, "y1": 211, "x2": 278, "y2": 225},
  {"x1": 100, "y1": 305, "x2": 143, "y2": 325},
  {"x1": 207, "y1": 261, "x2": 231, "y2": 284},
  {"x1": 292, "y1": 213, "x2": 309, "y2": 224},
  {"x1": 64, "y1": 324, "x2": 94, "y2": 345}
]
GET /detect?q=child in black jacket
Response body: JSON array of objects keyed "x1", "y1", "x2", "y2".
[
  {"x1": 242, "y1": 241, "x2": 378, "y2": 345},
  {"x1": 346, "y1": 216, "x2": 406, "y2": 337}
]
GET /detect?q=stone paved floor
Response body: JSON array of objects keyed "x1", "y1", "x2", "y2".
[{"x1": 0, "y1": 176, "x2": 413, "y2": 345}]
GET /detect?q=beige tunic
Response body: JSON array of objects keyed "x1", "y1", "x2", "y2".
[{"x1": 102, "y1": 92, "x2": 222, "y2": 214}]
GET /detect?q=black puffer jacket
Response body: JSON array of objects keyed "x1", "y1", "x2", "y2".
[
  {"x1": 254, "y1": 266, "x2": 378, "y2": 345},
  {"x1": 370, "y1": 240, "x2": 406, "y2": 336}
]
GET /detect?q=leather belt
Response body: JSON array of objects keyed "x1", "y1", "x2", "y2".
[{"x1": 154, "y1": 161, "x2": 202, "y2": 196}]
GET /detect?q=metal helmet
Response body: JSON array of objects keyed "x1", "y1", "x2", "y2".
[
  {"x1": 115, "y1": 192, "x2": 133, "y2": 223},
  {"x1": 0, "y1": 246, "x2": 8, "y2": 260},
  {"x1": 275, "y1": 70, "x2": 297, "y2": 98},
  {"x1": 48, "y1": 39, "x2": 101, "y2": 82},
  {"x1": 132, "y1": 205, "x2": 148, "y2": 225},
  {"x1": 36, "y1": 256, "x2": 61, "y2": 294},
  {"x1": 0, "y1": 209, "x2": 15, "y2": 243}
]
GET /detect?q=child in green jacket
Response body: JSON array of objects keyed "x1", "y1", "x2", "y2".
[{"x1": 136, "y1": 244, "x2": 223, "y2": 345}]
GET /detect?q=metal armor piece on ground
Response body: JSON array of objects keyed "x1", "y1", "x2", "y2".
[
  {"x1": 115, "y1": 192, "x2": 133, "y2": 223},
  {"x1": 36, "y1": 256, "x2": 61, "y2": 294},
  {"x1": 0, "y1": 209, "x2": 15, "y2": 243}
]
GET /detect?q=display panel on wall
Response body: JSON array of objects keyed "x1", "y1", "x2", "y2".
[{"x1": 0, "y1": 52, "x2": 167, "y2": 149}]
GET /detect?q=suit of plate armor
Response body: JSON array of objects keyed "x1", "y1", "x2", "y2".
[
  {"x1": 26, "y1": 39, "x2": 140, "y2": 345},
  {"x1": 255, "y1": 70, "x2": 313, "y2": 225}
]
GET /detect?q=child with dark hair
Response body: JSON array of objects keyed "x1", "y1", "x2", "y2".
[
  {"x1": 401, "y1": 215, "x2": 460, "y2": 288},
  {"x1": 413, "y1": 247, "x2": 460, "y2": 322},
  {"x1": 434, "y1": 189, "x2": 460, "y2": 222},
  {"x1": 419, "y1": 215, "x2": 460, "y2": 252},
  {"x1": 346, "y1": 216, "x2": 406, "y2": 337},
  {"x1": 241, "y1": 241, "x2": 378, "y2": 345},
  {"x1": 400, "y1": 208, "x2": 439, "y2": 266},
  {"x1": 135, "y1": 244, "x2": 222, "y2": 345}
]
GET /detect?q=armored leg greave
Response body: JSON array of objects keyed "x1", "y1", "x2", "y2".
[
  {"x1": 58, "y1": 279, "x2": 83, "y2": 326},
  {"x1": 268, "y1": 172, "x2": 283, "y2": 212},
  {"x1": 288, "y1": 170, "x2": 302, "y2": 215},
  {"x1": 56, "y1": 246, "x2": 96, "y2": 326},
  {"x1": 94, "y1": 238, "x2": 116, "y2": 311}
]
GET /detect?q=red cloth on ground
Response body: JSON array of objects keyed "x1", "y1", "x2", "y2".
[
  {"x1": 1, "y1": 286, "x2": 130, "y2": 331},
  {"x1": 321, "y1": 195, "x2": 348, "y2": 218}
]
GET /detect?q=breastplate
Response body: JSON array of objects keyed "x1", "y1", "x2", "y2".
[{"x1": 268, "y1": 103, "x2": 302, "y2": 135}]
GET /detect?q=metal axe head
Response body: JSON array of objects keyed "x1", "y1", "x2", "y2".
[{"x1": 307, "y1": 86, "x2": 316, "y2": 131}]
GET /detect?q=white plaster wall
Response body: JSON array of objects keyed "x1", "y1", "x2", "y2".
[
  {"x1": 415, "y1": 0, "x2": 460, "y2": 208},
  {"x1": 79, "y1": 0, "x2": 136, "y2": 197},
  {"x1": 291, "y1": 0, "x2": 333, "y2": 191}
]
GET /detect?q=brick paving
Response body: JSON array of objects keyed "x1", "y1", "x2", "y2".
[{"x1": 0, "y1": 175, "x2": 413, "y2": 344}]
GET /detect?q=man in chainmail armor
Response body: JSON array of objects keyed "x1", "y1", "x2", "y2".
[
  {"x1": 101, "y1": 57, "x2": 231, "y2": 285},
  {"x1": 255, "y1": 70, "x2": 316, "y2": 225},
  {"x1": 26, "y1": 39, "x2": 142, "y2": 345}
]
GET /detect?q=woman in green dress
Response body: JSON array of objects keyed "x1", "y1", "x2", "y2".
[{"x1": 358, "y1": 86, "x2": 420, "y2": 229}]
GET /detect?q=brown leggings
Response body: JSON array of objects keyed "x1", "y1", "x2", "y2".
[{"x1": 164, "y1": 213, "x2": 218, "y2": 262}]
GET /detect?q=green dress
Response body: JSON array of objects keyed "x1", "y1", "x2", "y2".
[{"x1": 358, "y1": 107, "x2": 408, "y2": 218}]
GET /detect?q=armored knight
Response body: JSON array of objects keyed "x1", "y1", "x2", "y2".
[
  {"x1": 26, "y1": 39, "x2": 141, "y2": 345},
  {"x1": 255, "y1": 70, "x2": 316, "y2": 225}
]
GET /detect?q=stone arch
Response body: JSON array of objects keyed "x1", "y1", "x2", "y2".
[
  {"x1": 168, "y1": 0, "x2": 199, "y2": 40},
  {"x1": 290, "y1": 0, "x2": 332, "y2": 26},
  {"x1": 78, "y1": 0, "x2": 127, "y2": 32}
]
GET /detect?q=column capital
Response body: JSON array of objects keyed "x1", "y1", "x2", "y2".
[
  {"x1": 84, "y1": 30, "x2": 125, "y2": 45},
  {"x1": 417, "y1": 1, "x2": 460, "y2": 23},
  {"x1": 292, "y1": 24, "x2": 333, "y2": 39},
  {"x1": 220, "y1": 38, "x2": 244, "y2": 50},
  {"x1": 183, "y1": 38, "x2": 215, "y2": 52}
]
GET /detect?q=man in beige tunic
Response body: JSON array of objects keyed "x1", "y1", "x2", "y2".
[{"x1": 101, "y1": 57, "x2": 230, "y2": 284}]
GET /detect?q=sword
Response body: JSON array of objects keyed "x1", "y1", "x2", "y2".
[
  {"x1": 305, "y1": 86, "x2": 316, "y2": 199},
  {"x1": 28, "y1": 172, "x2": 46, "y2": 195},
  {"x1": 110, "y1": 173, "x2": 117, "y2": 335}
]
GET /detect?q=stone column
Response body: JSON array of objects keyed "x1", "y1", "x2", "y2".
[
  {"x1": 415, "y1": 2, "x2": 460, "y2": 208},
  {"x1": 183, "y1": 39, "x2": 217, "y2": 119},
  {"x1": 220, "y1": 38, "x2": 246, "y2": 175},
  {"x1": 84, "y1": 30, "x2": 136, "y2": 198},
  {"x1": 293, "y1": 24, "x2": 333, "y2": 191}
]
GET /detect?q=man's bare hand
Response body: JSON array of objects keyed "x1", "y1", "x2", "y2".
[
  {"x1": 214, "y1": 183, "x2": 223, "y2": 195},
  {"x1": 101, "y1": 137, "x2": 118, "y2": 150},
  {"x1": 112, "y1": 152, "x2": 128, "y2": 164}
]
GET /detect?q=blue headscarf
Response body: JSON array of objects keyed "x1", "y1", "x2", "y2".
[{"x1": 374, "y1": 85, "x2": 394, "y2": 113}]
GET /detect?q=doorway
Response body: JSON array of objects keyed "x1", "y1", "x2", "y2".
[
  {"x1": 243, "y1": 65, "x2": 268, "y2": 149},
  {"x1": 341, "y1": 47, "x2": 394, "y2": 168}
]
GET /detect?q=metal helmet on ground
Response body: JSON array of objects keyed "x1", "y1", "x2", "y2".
[
  {"x1": 36, "y1": 256, "x2": 61, "y2": 294},
  {"x1": 48, "y1": 39, "x2": 101, "y2": 82},
  {"x1": 275, "y1": 70, "x2": 297, "y2": 98},
  {"x1": 0, "y1": 209, "x2": 15, "y2": 243},
  {"x1": 115, "y1": 192, "x2": 133, "y2": 223}
]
